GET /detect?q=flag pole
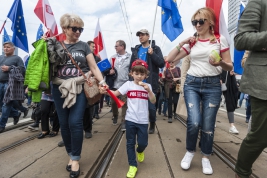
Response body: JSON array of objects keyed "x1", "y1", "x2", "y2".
[
  {"x1": 150, "y1": 1, "x2": 158, "y2": 47},
  {"x1": 0, "y1": 18, "x2": 8, "y2": 34}
]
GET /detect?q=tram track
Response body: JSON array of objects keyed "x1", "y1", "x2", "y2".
[{"x1": 176, "y1": 115, "x2": 260, "y2": 178}]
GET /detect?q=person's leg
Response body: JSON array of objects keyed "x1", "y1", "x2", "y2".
[
  {"x1": 68, "y1": 92, "x2": 87, "y2": 161},
  {"x1": 120, "y1": 95, "x2": 128, "y2": 123},
  {"x1": 136, "y1": 123, "x2": 148, "y2": 153},
  {"x1": 52, "y1": 85, "x2": 72, "y2": 156},
  {"x1": 235, "y1": 96, "x2": 267, "y2": 177},
  {"x1": 148, "y1": 100, "x2": 156, "y2": 134},
  {"x1": 163, "y1": 99, "x2": 168, "y2": 116},
  {"x1": 167, "y1": 89, "x2": 173, "y2": 123},
  {"x1": 40, "y1": 100, "x2": 52, "y2": 132},
  {"x1": 0, "y1": 101, "x2": 19, "y2": 129},
  {"x1": 111, "y1": 97, "x2": 119, "y2": 125},
  {"x1": 246, "y1": 98, "x2": 251, "y2": 123},
  {"x1": 238, "y1": 93, "x2": 244, "y2": 107},
  {"x1": 125, "y1": 120, "x2": 138, "y2": 167},
  {"x1": 52, "y1": 112, "x2": 60, "y2": 132},
  {"x1": 83, "y1": 107, "x2": 90, "y2": 132}
]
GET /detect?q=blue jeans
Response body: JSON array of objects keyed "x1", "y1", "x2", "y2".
[
  {"x1": 0, "y1": 82, "x2": 19, "y2": 128},
  {"x1": 125, "y1": 120, "x2": 148, "y2": 167},
  {"x1": 53, "y1": 85, "x2": 87, "y2": 161},
  {"x1": 184, "y1": 74, "x2": 221, "y2": 156}
]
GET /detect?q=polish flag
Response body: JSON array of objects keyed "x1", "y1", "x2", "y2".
[
  {"x1": 34, "y1": 0, "x2": 58, "y2": 37},
  {"x1": 206, "y1": 0, "x2": 230, "y2": 44},
  {"x1": 93, "y1": 19, "x2": 108, "y2": 60}
]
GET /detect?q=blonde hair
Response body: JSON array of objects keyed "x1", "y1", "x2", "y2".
[
  {"x1": 60, "y1": 13, "x2": 84, "y2": 28},
  {"x1": 191, "y1": 7, "x2": 217, "y2": 43}
]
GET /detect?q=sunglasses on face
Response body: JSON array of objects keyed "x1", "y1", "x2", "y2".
[
  {"x1": 191, "y1": 19, "x2": 207, "y2": 26},
  {"x1": 68, "y1": 26, "x2": 84, "y2": 33}
]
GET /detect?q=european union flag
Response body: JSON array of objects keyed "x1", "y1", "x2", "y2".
[
  {"x1": 158, "y1": 0, "x2": 183, "y2": 42},
  {"x1": 7, "y1": 0, "x2": 29, "y2": 53},
  {"x1": 3, "y1": 28, "x2": 11, "y2": 42},
  {"x1": 234, "y1": 3, "x2": 246, "y2": 75},
  {"x1": 36, "y1": 24, "x2": 44, "y2": 40}
]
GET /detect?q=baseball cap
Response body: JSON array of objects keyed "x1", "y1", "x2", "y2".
[
  {"x1": 131, "y1": 59, "x2": 148, "y2": 69},
  {"x1": 136, "y1": 29, "x2": 150, "y2": 36},
  {"x1": 3, "y1": 41, "x2": 14, "y2": 46}
]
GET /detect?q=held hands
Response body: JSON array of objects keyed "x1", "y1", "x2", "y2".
[
  {"x1": 99, "y1": 84, "x2": 109, "y2": 94},
  {"x1": 1, "y1": 65, "x2": 9, "y2": 72}
]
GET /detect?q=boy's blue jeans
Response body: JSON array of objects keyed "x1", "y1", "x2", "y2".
[{"x1": 125, "y1": 120, "x2": 148, "y2": 167}]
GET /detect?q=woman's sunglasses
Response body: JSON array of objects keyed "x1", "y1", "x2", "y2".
[
  {"x1": 68, "y1": 26, "x2": 84, "y2": 33},
  {"x1": 191, "y1": 19, "x2": 207, "y2": 26}
]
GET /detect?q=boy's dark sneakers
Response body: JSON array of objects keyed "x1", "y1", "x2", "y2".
[
  {"x1": 58, "y1": 140, "x2": 65, "y2": 147},
  {"x1": 85, "y1": 132, "x2": 92, "y2": 138}
]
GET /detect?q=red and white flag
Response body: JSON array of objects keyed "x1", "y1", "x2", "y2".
[
  {"x1": 206, "y1": 0, "x2": 230, "y2": 44},
  {"x1": 93, "y1": 19, "x2": 108, "y2": 60},
  {"x1": 34, "y1": 0, "x2": 58, "y2": 37}
]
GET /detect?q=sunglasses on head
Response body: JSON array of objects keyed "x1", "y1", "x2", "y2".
[
  {"x1": 191, "y1": 19, "x2": 207, "y2": 26},
  {"x1": 68, "y1": 26, "x2": 84, "y2": 33}
]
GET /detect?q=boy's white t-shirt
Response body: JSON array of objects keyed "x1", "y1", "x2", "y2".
[
  {"x1": 118, "y1": 81, "x2": 153, "y2": 124},
  {"x1": 182, "y1": 35, "x2": 229, "y2": 77}
]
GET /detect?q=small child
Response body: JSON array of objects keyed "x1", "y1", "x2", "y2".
[{"x1": 104, "y1": 59, "x2": 156, "y2": 178}]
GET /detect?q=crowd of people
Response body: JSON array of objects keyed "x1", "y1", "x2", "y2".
[{"x1": 0, "y1": 1, "x2": 266, "y2": 177}]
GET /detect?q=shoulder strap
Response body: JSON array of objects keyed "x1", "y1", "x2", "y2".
[
  {"x1": 169, "y1": 68, "x2": 175, "y2": 79},
  {"x1": 60, "y1": 41, "x2": 87, "y2": 80}
]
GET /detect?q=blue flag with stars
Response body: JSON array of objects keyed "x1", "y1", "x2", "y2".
[
  {"x1": 234, "y1": 3, "x2": 246, "y2": 75},
  {"x1": 158, "y1": 0, "x2": 184, "y2": 42},
  {"x1": 3, "y1": 28, "x2": 11, "y2": 42},
  {"x1": 36, "y1": 24, "x2": 44, "y2": 40},
  {"x1": 7, "y1": 0, "x2": 29, "y2": 53}
]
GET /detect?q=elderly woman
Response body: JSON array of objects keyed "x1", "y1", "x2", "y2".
[
  {"x1": 49, "y1": 14, "x2": 105, "y2": 178},
  {"x1": 167, "y1": 7, "x2": 233, "y2": 175}
]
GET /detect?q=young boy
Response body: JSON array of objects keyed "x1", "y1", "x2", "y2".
[{"x1": 103, "y1": 59, "x2": 156, "y2": 178}]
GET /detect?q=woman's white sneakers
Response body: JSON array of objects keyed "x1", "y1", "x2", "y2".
[
  {"x1": 202, "y1": 158, "x2": 213, "y2": 175},
  {"x1": 180, "y1": 151, "x2": 194, "y2": 170},
  {"x1": 181, "y1": 152, "x2": 213, "y2": 175}
]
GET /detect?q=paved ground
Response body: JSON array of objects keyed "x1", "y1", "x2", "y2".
[{"x1": 1, "y1": 102, "x2": 266, "y2": 178}]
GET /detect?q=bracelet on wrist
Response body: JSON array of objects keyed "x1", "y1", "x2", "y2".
[
  {"x1": 99, "y1": 80, "x2": 105, "y2": 85},
  {"x1": 176, "y1": 45, "x2": 181, "y2": 52}
]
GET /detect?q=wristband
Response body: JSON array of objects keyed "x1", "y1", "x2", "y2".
[
  {"x1": 176, "y1": 44, "x2": 181, "y2": 52},
  {"x1": 99, "y1": 80, "x2": 105, "y2": 85}
]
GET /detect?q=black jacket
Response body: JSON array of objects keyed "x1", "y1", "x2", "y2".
[
  {"x1": 129, "y1": 40, "x2": 165, "y2": 93},
  {"x1": 221, "y1": 70, "x2": 239, "y2": 112}
]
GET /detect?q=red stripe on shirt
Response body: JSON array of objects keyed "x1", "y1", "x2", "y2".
[
  {"x1": 220, "y1": 47, "x2": 229, "y2": 53},
  {"x1": 182, "y1": 47, "x2": 189, "y2": 55},
  {"x1": 127, "y1": 90, "x2": 148, "y2": 100}
]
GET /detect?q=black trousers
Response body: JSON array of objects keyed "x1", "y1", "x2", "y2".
[
  {"x1": 167, "y1": 88, "x2": 180, "y2": 118},
  {"x1": 83, "y1": 105, "x2": 95, "y2": 132},
  {"x1": 40, "y1": 100, "x2": 59, "y2": 132}
]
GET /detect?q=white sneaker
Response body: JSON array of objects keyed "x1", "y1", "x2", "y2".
[
  {"x1": 229, "y1": 126, "x2": 239, "y2": 134},
  {"x1": 180, "y1": 151, "x2": 194, "y2": 170},
  {"x1": 202, "y1": 158, "x2": 213, "y2": 174}
]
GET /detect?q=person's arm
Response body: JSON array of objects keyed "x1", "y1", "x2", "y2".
[
  {"x1": 209, "y1": 50, "x2": 233, "y2": 71},
  {"x1": 167, "y1": 36, "x2": 195, "y2": 64},
  {"x1": 148, "y1": 46, "x2": 165, "y2": 68},
  {"x1": 235, "y1": 0, "x2": 267, "y2": 51},
  {"x1": 139, "y1": 83, "x2": 156, "y2": 104},
  {"x1": 86, "y1": 53, "x2": 104, "y2": 84}
]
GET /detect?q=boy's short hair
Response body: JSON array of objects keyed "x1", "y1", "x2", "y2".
[{"x1": 131, "y1": 65, "x2": 149, "y2": 75}]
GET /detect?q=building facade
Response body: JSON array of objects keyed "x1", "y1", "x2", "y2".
[{"x1": 228, "y1": 0, "x2": 248, "y2": 60}]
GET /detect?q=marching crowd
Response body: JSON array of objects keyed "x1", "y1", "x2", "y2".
[{"x1": 0, "y1": 1, "x2": 267, "y2": 178}]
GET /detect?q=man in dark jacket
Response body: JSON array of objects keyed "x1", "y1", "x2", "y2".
[
  {"x1": 130, "y1": 29, "x2": 165, "y2": 134},
  {"x1": 234, "y1": 0, "x2": 267, "y2": 177},
  {"x1": 0, "y1": 41, "x2": 25, "y2": 133}
]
